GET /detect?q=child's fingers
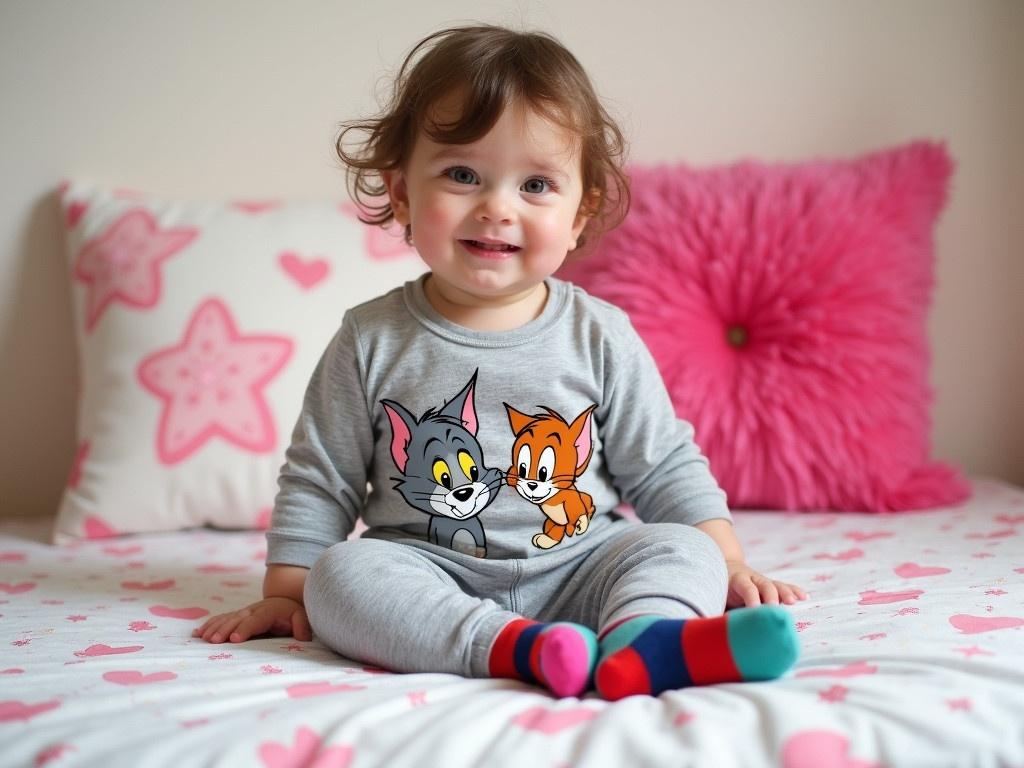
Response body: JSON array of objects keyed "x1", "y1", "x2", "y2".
[
  {"x1": 198, "y1": 615, "x2": 227, "y2": 641},
  {"x1": 192, "y1": 613, "x2": 228, "y2": 637},
  {"x1": 232, "y1": 609, "x2": 278, "y2": 642},
  {"x1": 292, "y1": 609, "x2": 312, "y2": 642},
  {"x1": 204, "y1": 614, "x2": 243, "y2": 643},
  {"x1": 731, "y1": 576, "x2": 761, "y2": 607},
  {"x1": 192, "y1": 620, "x2": 212, "y2": 637},
  {"x1": 756, "y1": 577, "x2": 780, "y2": 605},
  {"x1": 218, "y1": 614, "x2": 255, "y2": 643},
  {"x1": 778, "y1": 582, "x2": 808, "y2": 603},
  {"x1": 776, "y1": 583, "x2": 799, "y2": 604}
]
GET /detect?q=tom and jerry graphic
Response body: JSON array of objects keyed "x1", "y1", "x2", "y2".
[
  {"x1": 381, "y1": 369, "x2": 597, "y2": 555},
  {"x1": 504, "y1": 403, "x2": 597, "y2": 550},
  {"x1": 381, "y1": 371, "x2": 503, "y2": 557}
]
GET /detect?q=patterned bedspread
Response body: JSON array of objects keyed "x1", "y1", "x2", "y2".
[{"x1": 2, "y1": 477, "x2": 1023, "y2": 767}]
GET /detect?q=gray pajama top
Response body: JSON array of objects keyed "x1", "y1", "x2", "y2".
[{"x1": 266, "y1": 274, "x2": 730, "y2": 567}]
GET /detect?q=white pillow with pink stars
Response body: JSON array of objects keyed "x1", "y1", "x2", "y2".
[{"x1": 53, "y1": 180, "x2": 425, "y2": 543}]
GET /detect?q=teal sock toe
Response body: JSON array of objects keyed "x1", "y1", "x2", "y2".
[
  {"x1": 597, "y1": 615, "x2": 661, "y2": 663},
  {"x1": 726, "y1": 605, "x2": 800, "y2": 680}
]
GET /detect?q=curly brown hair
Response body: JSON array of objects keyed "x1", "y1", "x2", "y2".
[{"x1": 335, "y1": 24, "x2": 630, "y2": 250}]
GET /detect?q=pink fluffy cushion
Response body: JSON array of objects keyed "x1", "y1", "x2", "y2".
[{"x1": 560, "y1": 141, "x2": 971, "y2": 511}]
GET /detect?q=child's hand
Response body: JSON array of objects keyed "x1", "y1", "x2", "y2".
[
  {"x1": 191, "y1": 597, "x2": 312, "y2": 643},
  {"x1": 725, "y1": 560, "x2": 808, "y2": 608}
]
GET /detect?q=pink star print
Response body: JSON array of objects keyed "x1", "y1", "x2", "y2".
[
  {"x1": 137, "y1": 299, "x2": 293, "y2": 465},
  {"x1": 73, "y1": 209, "x2": 198, "y2": 332}
]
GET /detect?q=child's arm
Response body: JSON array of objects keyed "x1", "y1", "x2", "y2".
[
  {"x1": 192, "y1": 564, "x2": 312, "y2": 644},
  {"x1": 695, "y1": 518, "x2": 807, "y2": 608}
]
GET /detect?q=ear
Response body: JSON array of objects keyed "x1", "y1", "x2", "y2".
[
  {"x1": 381, "y1": 169, "x2": 410, "y2": 226},
  {"x1": 504, "y1": 403, "x2": 535, "y2": 436},
  {"x1": 381, "y1": 399, "x2": 416, "y2": 473},
  {"x1": 567, "y1": 187, "x2": 598, "y2": 251},
  {"x1": 568, "y1": 404, "x2": 596, "y2": 474},
  {"x1": 440, "y1": 370, "x2": 479, "y2": 435}
]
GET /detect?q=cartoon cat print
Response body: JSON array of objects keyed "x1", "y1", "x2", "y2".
[
  {"x1": 381, "y1": 371, "x2": 503, "y2": 557},
  {"x1": 504, "y1": 403, "x2": 597, "y2": 550}
]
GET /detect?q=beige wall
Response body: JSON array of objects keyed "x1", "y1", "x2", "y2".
[{"x1": 1, "y1": 0, "x2": 1022, "y2": 517}]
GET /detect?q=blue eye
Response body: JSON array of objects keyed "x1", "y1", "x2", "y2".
[
  {"x1": 522, "y1": 177, "x2": 553, "y2": 194},
  {"x1": 445, "y1": 167, "x2": 478, "y2": 185}
]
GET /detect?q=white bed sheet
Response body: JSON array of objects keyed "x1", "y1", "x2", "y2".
[{"x1": 2, "y1": 477, "x2": 1023, "y2": 768}]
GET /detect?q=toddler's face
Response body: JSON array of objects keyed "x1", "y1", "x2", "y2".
[{"x1": 383, "y1": 97, "x2": 589, "y2": 305}]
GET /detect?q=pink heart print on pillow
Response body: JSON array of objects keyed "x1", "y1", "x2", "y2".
[{"x1": 278, "y1": 251, "x2": 330, "y2": 290}]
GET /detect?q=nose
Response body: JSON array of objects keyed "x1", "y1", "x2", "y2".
[
  {"x1": 453, "y1": 487, "x2": 474, "y2": 502},
  {"x1": 475, "y1": 189, "x2": 514, "y2": 224},
  {"x1": 527, "y1": 482, "x2": 537, "y2": 491}
]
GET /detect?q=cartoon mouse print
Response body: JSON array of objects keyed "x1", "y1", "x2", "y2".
[
  {"x1": 504, "y1": 403, "x2": 597, "y2": 550},
  {"x1": 381, "y1": 370, "x2": 502, "y2": 557}
]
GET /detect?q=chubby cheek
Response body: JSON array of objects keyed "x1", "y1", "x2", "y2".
[
  {"x1": 526, "y1": 208, "x2": 579, "y2": 252},
  {"x1": 411, "y1": 196, "x2": 461, "y2": 245}
]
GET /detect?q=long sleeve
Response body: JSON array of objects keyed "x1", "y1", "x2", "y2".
[
  {"x1": 266, "y1": 311, "x2": 374, "y2": 567},
  {"x1": 596, "y1": 314, "x2": 731, "y2": 527}
]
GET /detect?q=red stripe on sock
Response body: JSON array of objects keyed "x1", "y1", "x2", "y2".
[
  {"x1": 489, "y1": 618, "x2": 537, "y2": 679},
  {"x1": 595, "y1": 647, "x2": 651, "y2": 701},
  {"x1": 682, "y1": 615, "x2": 741, "y2": 685}
]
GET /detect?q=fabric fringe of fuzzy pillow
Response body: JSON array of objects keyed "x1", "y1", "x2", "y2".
[{"x1": 560, "y1": 141, "x2": 971, "y2": 512}]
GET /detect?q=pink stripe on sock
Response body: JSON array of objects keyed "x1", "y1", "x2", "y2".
[{"x1": 539, "y1": 626, "x2": 591, "y2": 698}]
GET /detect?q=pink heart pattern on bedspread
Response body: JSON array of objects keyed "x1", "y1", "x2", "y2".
[
  {"x1": 102, "y1": 670, "x2": 178, "y2": 686},
  {"x1": 857, "y1": 589, "x2": 925, "y2": 605},
  {"x1": 285, "y1": 681, "x2": 367, "y2": 698},
  {"x1": 73, "y1": 643, "x2": 143, "y2": 657},
  {"x1": 5, "y1": 477, "x2": 1024, "y2": 767},
  {"x1": 511, "y1": 706, "x2": 599, "y2": 734},
  {"x1": 948, "y1": 614, "x2": 1024, "y2": 634},
  {"x1": 0, "y1": 582, "x2": 36, "y2": 594},
  {"x1": 0, "y1": 699, "x2": 61, "y2": 723},
  {"x1": 893, "y1": 562, "x2": 951, "y2": 578},
  {"x1": 258, "y1": 727, "x2": 354, "y2": 768},
  {"x1": 149, "y1": 605, "x2": 209, "y2": 619},
  {"x1": 782, "y1": 731, "x2": 879, "y2": 768}
]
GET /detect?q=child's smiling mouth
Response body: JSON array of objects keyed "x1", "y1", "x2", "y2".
[{"x1": 459, "y1": 239, "x2": 521, "y2": 258}]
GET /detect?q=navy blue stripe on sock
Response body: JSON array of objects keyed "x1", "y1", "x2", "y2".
[
  {"x1": 513, "y1": 623, "x2": 545, "y2": 684},
  {"x1": 631, "y1": 620, "x2": 692, "y2": 691}
]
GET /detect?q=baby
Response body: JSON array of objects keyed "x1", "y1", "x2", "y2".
[{"x1": 194, "y1": 24, "x2": 807, "y2": 700}]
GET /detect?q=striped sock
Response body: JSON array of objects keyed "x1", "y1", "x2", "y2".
[
  {"x1": 595, "y1": 605, "x2": 800, "y2": 701},
  {"x1": 489, "y1": 619, "x2": 598, "y2": 698}
]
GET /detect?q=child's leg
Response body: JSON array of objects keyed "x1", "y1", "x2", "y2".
[
  {"x1": 304, "y1": 538, "x2": 595, "y2": 696},
  {"x1": 304, "y1": 538, "x2": 516, "y2": 677}
]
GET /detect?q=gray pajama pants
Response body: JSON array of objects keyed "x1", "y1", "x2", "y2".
[{"x1": 303, "y1": 518, "x2": 728, "y2": 678}]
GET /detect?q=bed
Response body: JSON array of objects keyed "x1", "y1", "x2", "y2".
[{"x1": 3, "y1": 476, "x2": 1023, "y2": 767}]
